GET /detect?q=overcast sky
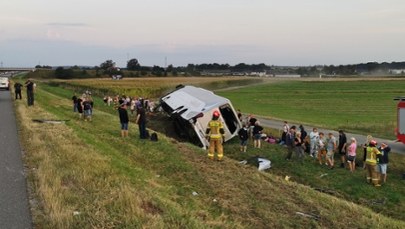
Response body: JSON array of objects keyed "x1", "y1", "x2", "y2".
[{"x1": 1, "y1": 0, "x2": 405, "y2": 67}]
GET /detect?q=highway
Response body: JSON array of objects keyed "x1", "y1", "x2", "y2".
[{"x1": 0, "y1": 89, "x2": 32, "y2": 228}]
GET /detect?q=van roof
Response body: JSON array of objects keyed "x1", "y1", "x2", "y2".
[{"x1": 161, "y1": 85, "x2": 230, "y2": 120}]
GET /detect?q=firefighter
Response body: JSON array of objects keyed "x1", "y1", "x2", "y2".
[
  {"x1": 206, "y1": 110, "x2": 225, "y2": 161},
  {"x1": 365, "y1": 140, "x2": 382, "y2": 187}
]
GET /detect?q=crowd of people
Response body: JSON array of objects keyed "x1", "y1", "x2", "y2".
[
  {"x1": 236, "y1": 115, "x2": 391, "y2": 187},
  {"x1": 13, "y1": 79, "x2": 36, "y2": 106},
  {"x1": 281, "y1": 122, "x2": 391, "y2": 187},
  {"x1": 71, "y1": 92, "x2": 151, "y2": 140}
]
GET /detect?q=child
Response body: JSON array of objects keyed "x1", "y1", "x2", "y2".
[
  {"x1": 238, "y1": 124, "x2": 249, "y2": 153},
  {"x1": 317, "y1": 132, "x2": 327, "y2": 165}
]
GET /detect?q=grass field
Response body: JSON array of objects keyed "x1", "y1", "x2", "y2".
[
  {"x1": 52, "y1": 77, "x2": 264, "y2": 99},
  {"x1": 217, "y1": 78, "x2": 405, "y2": 139},
  {"x1": 12, "y1": 77, "x2": 405, "y2": 228}
]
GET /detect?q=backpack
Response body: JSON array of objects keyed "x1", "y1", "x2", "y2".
[{"x1": 150, "y1": 132, "x2": 158, "y2": 141}]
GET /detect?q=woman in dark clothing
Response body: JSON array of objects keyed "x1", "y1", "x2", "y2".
[
  {"x1": 252, "y1": 121, "x2": 264, "y2": 148},
  {"x1": 118, "y1": 103, "x2": 129, "y2": 137},
  {"x1": 77, "y1": 97, "x2": 83, "y2": 119}
]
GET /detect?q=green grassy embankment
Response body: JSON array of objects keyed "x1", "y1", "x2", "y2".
[
  {"x1": 13, "y1": 81, "x2": 405, "y2": 228},
  {"x1": 217, "y1": 79, "x2": 405, "y2": 139}
]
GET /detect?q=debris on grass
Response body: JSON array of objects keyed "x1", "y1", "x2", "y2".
[
  {"x1": 192, "y1": 191, "x2": 198, "y2": 196},
  {"x1": 319, "y1": 173, "x2": 328, "y2": 178},
  {"x1": 73, "y1": 211, "x2": 80, "y2": 216},
  {"x1": 285, "y1": 176, "x2": 291, "y2": 181},
  {"x1": 295, "y1": 211, "x2": 320, "y2": 221},
  {"x1": 32, "y1": 119, "x2": 69, "y2": 124}
]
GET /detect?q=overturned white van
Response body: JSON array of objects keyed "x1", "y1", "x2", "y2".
[{"x1": 160, "y1": 85, "x2": 242, "y2": 148}]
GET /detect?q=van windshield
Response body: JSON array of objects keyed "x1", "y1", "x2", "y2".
[{"x1": 219, "y1": 104, "x2": 238, "y2": 134}]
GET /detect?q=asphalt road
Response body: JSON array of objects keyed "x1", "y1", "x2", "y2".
[
  {"x1": 256, "y1": 117, "x2": 405, "y2": 154},
  {"x1": 0, "y1": 90, "x2": 32, "y2": 228}
]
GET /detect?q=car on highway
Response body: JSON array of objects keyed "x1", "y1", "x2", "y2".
[{"x1": 0, "y1": 76, "x2": 10, "y2": 90}]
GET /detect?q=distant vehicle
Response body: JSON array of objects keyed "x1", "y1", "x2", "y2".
[
  {"x1": 395, "y1": 97, "x2": 405, "y2": 144},
  {"x1": 160, "y1": 85, "x2": 242, "y2": 148},
  {"x1": 0, "y1": 76, "x2": 10, "y2": 90}
]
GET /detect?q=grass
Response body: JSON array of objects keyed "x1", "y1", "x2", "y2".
[
  {"x1": 11, "y1": 77, "x2": 405, "y2": 228},
  {"x1": 217, "y1": 78, "x2": 405, "y2": 139},
  {"x1": 51, "y1": 77, "x2": 265, "y2": 99}
]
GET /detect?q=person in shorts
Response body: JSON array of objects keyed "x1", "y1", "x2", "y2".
[
  {"x1": 347, "y1": 137, "x2": 357, "y2": 172},
  {"x1": 118, "y1": 102, "x2": 129, "y2": 137},
  {"x1": 377, "y1": 142, "x2": 391, "y2": 184},
  {"x1": 326, "y1": 133, "x2": 337, "y2": 169},
  {"x1": 317, "y1": 132, "x2": 327, "y2": 165},
  {"x1": 238, "y1": 123, "x2": 249, "y2": 153},
  {"x1": 252, "y1": 121, "x2": 264, "y2": 148}
]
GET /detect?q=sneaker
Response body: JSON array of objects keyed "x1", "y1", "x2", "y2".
[
  {"x1": 310, "y1": 154, "x2": 314, "y2": 158},
  {"x1": 374, "y1": 184, "x2": 381, "y2": 187}
]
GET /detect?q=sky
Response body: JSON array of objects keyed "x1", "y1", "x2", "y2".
[{"x1": 1, "y1": 0, "x2": 405, "y2": 67}]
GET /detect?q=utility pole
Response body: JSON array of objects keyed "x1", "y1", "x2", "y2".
[
  {"x1": 0, "y1": 61, "x2": 3, "y2": 68},
  {"x1": 164, "y1": 56, "x2": 167, "y2": 69}
]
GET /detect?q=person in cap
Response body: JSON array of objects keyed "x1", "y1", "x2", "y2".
[
  {"x1": 365, "y1": 140, "x2": 382, "y2": 186},
  {"x1": 205, "y1": 110, "x2": 225, "y2": 161}
]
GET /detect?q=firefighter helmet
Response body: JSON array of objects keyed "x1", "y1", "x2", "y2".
[
  {"x1": 213, "y1": 110, "x2": 220, "y2": 117},
  {"x1": 370, "y1": 140, "x2": 377, "y2": 146}
]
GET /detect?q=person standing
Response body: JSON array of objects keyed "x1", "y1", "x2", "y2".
[
  {"x1": 326, "y1": 133, "x2": 337, "y2": 169},
  {"x1": 294, "y1": 132, "x2": 305, "y2": 162},
  {"x1": 238, "y1": 123, "x2": 249, "y2": 153},
  {"x1": 377, "y1": 142, "x2": 391, "y2": 184},
  {"x1": 72, "y1": 94, "x2": 78, "y2": 112},
  {"x1": 77, "y1": 97, "x2": 83, "y2": 119},
  {"x1": 118, "y1": 103, "x2": 129, "y2": 137},
  {"x1": 362, "y1": 135, "x2": 373, "y2": 169},
  {"x1": 135, "y1": 103, "x2": 148, "y2": 139},
  {"x1": 309, "y1": 128, "x2": 319, "y2": 157},
  {"x1": 82, "y1": 98, "x2": 92, "y2": 122},
  {"x1": 205, "y1": 110, "x2": 225, "y2": 161},
  {"x1": 365, "y1": 140, "x2": 382, "y2": 187},
  {"x1": 285, "y1": 126, "x2": 296, "y2": 160},
  {"x1": 299, "y1": 125, "x2": 307, "y2": 143},
  {"x1": 347, "y1": 137, "x2": 357, "y2": 172},
  {"x1": 338, "y1": 130, "x2": 347, "y2": 168},
  {"x1": 25, "y1": 79, "x2": 35, "y2": 106},
  {"x1": 317, "y1": 132, "x2": 327, "y2": 165},
  {"x1": 280, "y1": 121, "x2": 290, "y2": 145},
  {"x1": 14, "y1": 82, "x2": 23, "y2": 100},
  {"x1": 252, "y1": 121, "x2": 264, "y2": 148}
]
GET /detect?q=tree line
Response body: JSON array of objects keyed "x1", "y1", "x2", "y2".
[{"x1": 35, "y1": 60, "x2": 405, "y2": 79}]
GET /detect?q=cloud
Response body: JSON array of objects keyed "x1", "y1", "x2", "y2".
[{"x1": 46, "y1": 22, "x2": 88, "y2": 27}]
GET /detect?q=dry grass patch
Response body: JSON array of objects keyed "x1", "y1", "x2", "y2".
[{"x1": 16, "y1": 101, "x2": 157, "y2": 228}]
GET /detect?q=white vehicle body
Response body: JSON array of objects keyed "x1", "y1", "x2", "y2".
[
  {"x1": 0, "y1": 77, "x2": 10, "y2": 90},
  {"x1": 160, "y1": 85, "x2": 242, "y2": 148}
]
